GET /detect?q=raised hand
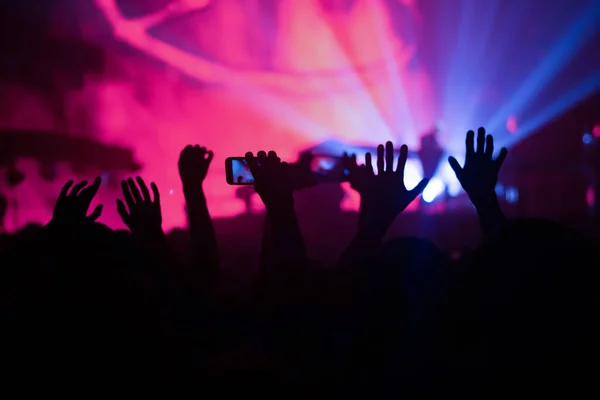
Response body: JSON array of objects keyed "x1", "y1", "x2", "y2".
[
  {"x1": 448, "y1": 127, "x2": 508, "y2": 204},
  {"x1": 116, "y1": 177, "x2": 163, "y2": 238},
  {"x1": 51, "y1": 177, "x2": 103, "y2": 226},
  {"x1": 178, "y1": 145, "x2": 219, "y2": 282},
  {"x1": 178, "y1": 145, "x2": 213, "y2": 188},
  {"x1": 245, "y1": 150, "x2": 294, "y2": 209},
  {"x1": 347, "y1": 142, "x2": 429, "y2": 228}
]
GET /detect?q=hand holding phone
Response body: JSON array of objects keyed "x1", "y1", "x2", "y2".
[{"x1": 225, "y1": 154, "x2": 349, "y2": 185}]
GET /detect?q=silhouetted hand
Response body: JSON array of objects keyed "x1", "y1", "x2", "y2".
[
  {"x1": 178, "y1": 145, "x2": 213, "y2": 188},
  {"x1": 448, "y1": 127, "x2": 508, "y2": 204},
  {"x1": 51, "y1": 177, "x2": 103, "y2": 226},
  {"x1": 116, "y1": 177, "x2": 163, "y2": 238},
  {"x1": 245, "y1": 150, "x2": 293, "y2": 209},
  {"x1": 343, "y1": 152, "x2": 369, "y2": 193},
  {"x1": 347, "y1": 142, "x2": 429, "y2": 228}
]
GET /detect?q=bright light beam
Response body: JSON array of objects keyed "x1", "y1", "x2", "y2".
[
  {"x1": 485, "y1": 1, "x2": 600, "y2": 134},
  {"x1": 500, "y1": 70, "x2": 600, "y2": 149}
]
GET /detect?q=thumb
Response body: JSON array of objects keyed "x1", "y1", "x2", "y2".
[
  {"x1": 448, "y1": 156, "x2": 463, "y2": 178},
  {"x1": 410, "y1": 178, "x2": 430, "y2": 198},
  {"x1": 116, "y1": 199, "x2": 131, "y2": 227},
  {"x1": 87, "y1": 204, "x2": 103, "y2": 221}
]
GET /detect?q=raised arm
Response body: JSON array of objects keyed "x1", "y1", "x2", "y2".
[
  {"x1": 448, "y1": 127, "x2": 508, "y2": 235},
  {"x1": 178, "y1": 145, "x2": 219, "y2": 287},
  {"x1": 337, "y1": 142, "x2": 429, "y2": 279},
  {"x1": 246, "y1": 150, "x2": 308, "y2": 276}
]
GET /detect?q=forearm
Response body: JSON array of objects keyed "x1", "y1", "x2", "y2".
[
  {"x1": 337, "y1": 201, "x2": 390, "y2": 276},
  {"x1": 259, "y1": 216, "x2": 272, "y2": 279},
  {"x1": 183, "y1": 185, "x2": 219, "y2": 276},
  {"x1": 473, "y1": 194, "x2": 506, "y2": 235},
  {"x1": 265, "y1": 201, "x2": 308, "y2": 270}
]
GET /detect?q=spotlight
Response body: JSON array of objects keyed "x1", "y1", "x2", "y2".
[
  {"x1": 582, "y1": 133, "x2": 593, "y2": 145},
  {"x1": 505, "y1": 187, "x2": 519, "y2": 204},
  {"x1": 586, "y1": 187, "x2": 595, "y2": 208},
  {"x1": 422, "y1": 177, "x2": 445, "y2": 203},
  {"x1": 506, "y1": 115, "x2": 518, "y2": 133},
  {"x1": 495, "y1": 183, "x2": 505, "y2": 197},
  {"x1": 593, "y1": 124, "x2": 600, "y2": 138}
]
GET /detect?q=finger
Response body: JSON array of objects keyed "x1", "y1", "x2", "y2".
[
  {"x1": 342, "y1": 152, "x2": 356, "y2": 171},
  {"x1": 80, "y1": 176, "x2": 102, "y2": 201},
  {"x1": 257, "y1": 151, "x2": 267, "y2": 166},
  {"x1": 127, "y1": 178, "x2": 143, "y2": 203},
  {"x1": 410, "y1": 178, "x2": 430, "y2": 198},
  {"x1": 245, "y1": 152, "x2": 259, "y2": 176},
  {"x1": 136, "y1": 176, "x2": 151, "y2": 202},
  {"x1": 267, "y1": 150, "x2": 278, "y2": 166},
  {"x1": 69, "y1": 181, "x2": 88, "y2": 197},
  {"x1": 365, "y1": 152, "x2": 374, "y2": 174},
  {"x1": 385, "y1": 141, "x2": 394, "y2": 173},
  {"x1": 116, "y1": 199, "x2": 131, "y2": 227},
  {"x1": 396, "y1": 144, "x2": 408, "y2": 175},
  {"x1": 495, "y1": 147, "x2": 508, "y2": 171},
  {"x1": 87, "y1": 204, "x2": 103, "y2": 221},
  {"x1": 466, "y1": 130, "x2": 475, "y2": 157},
  {"x1": 121, "y1": 180, "x2": 135, "y2": 208},
  {"x1": 206, "y1": 150, "x2": 214, "y2": 164},
  {"x1": 150, "y1": 182, "x2": 161, "y2": 206},
  {"x1": 376, "y1": 144, "x2": 385, "y2": 175},
  {"x1": 485, "y1": 134, "x2": 494, "y2": 159},
  {"x1": 476, "y1": 127, "x2": 485, "y2": 154},
  {"x1": 58, "y1": 180, "x2": 74, "y2": 199},
  {"x1": 448, "y1": 156, "x2": 463, "y2": 179}
]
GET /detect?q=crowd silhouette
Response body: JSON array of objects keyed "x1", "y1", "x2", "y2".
[{"x1": 1, "y1": 127, "x2": 598, "y2": 393}]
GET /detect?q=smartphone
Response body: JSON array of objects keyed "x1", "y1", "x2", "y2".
[
  {"x1": 225, "y1": 157, "x2": 254, "y2": 185},
  {"x1": 310, "y1": 155, "x2": 349, "y2": 182},
  {"x1": 225, "y1": 154, "x2": 349, "y2": 185}
]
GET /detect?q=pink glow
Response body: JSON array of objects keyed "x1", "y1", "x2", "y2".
[
  {"x1": 506, "y1": 115, "x2": 518, "y2": 133},
  {"x1": 592, "y1": 124, "x2": 600, "y2": 138},
  {"x1": 586, "y1": 187, "x2": 595, "y2": 208},
  {"x1": 1, "y1": 0, "x2": 435, "y2": 231}
]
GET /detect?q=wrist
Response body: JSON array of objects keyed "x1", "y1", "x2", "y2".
[
  {"x1": 182, "y1": 182, "x2": 205, "y2": 196},
  {"x1": 266, "y1": 202, "x2": 295, "y2": 218},
  {"x1": 472, "y1": 193, "x2": 501, "y2": 213}
]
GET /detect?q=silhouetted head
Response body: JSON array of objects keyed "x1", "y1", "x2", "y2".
[
  {"x1": 467, "y1": 218, "x2": 598, "y2": 313},
  {"x1": 361, "y1": 237, "x2": 448, "y2": 329},
  {"x1": 457, "y1": 218, "x2": 600, "y2": 377}
]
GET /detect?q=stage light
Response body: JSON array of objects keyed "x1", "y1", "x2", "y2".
[
  {"x1": 446, "y1": 181, "x2": 461, "y2": 197},
  {"x1": 582, "y1": 133, "x2": 593, "y2": 145},
  {"x1": 586, "y1": 187, "x2": 595, "y2": 207},
  {"x1": 506, "y1": 187, "x2": 519, "y2": 204},
  {"x1": 506, "y1": 115, "x2": 518, "y2": 133},
  {"x1": 422, "y1": 177, "x2": 445, "y2": 203},
  {"x1": 593, "y1": 124, "x2": 600, "y2": 138},
  {"x1": 495, "y1": 183, "x2": 505, "y2": 197},
  {"x1": 403, "y1": 159, "x2": 425, "y2": 191}
]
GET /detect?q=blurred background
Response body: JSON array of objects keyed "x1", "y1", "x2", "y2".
[{"x1": 1, "y1": 0, "x2": 599, "y2": 269}]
